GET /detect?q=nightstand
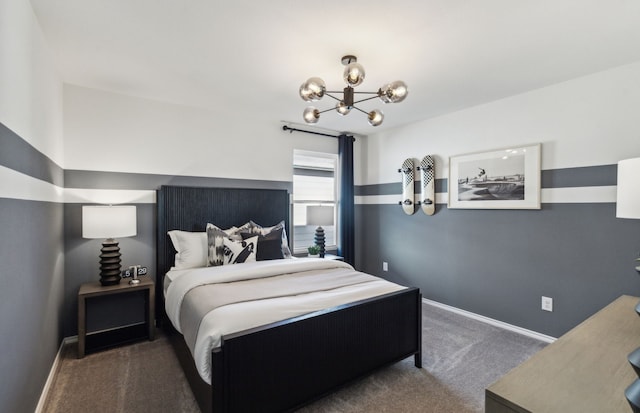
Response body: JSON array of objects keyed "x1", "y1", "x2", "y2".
[{"x1": 77, "y1": 276, "x2": 155, "y2": 358}]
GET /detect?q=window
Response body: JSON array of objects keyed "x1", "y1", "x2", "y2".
[{"x1": 292, "y1": 150, "x2": 338, "y2": 253}]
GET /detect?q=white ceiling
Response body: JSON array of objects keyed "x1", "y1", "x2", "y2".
[{"x1": 29, "y1": 0, "x2": 640, "y2": 135}]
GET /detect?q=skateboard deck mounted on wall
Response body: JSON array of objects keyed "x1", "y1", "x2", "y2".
[
  {"x1": 398, "y1": 158, "x2": 415, "y2": 215},
  {"x1": 417, "y1": 155, "x2": 435, "y2": 215}
]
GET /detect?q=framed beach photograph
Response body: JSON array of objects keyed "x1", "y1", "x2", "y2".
[{"x1": 448, "y1": 143, "x2": 541, "y2": 210}]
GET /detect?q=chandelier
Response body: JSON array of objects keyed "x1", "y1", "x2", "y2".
[{"x1": 299, "y1": 55, "x2": 408, "y2": 127}]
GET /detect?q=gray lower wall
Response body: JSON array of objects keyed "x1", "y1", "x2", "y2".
[
  {"x1": 354, "y1": 201, "x2": 640, "y2": 338},
  {"x1": 0, "y1": 122, "x2": 65, "y2": 413},
  {"x1": 0, "y1": 198, "x2": 64, "y2": 413}
]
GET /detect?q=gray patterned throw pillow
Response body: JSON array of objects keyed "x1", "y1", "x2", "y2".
[{"x1": 206, "y1": 223, "x2": 243, "y2": 266}]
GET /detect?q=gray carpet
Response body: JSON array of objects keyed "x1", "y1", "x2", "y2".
[{"x1": 43, "y1": 304, "x2": 547, "y2": 412}]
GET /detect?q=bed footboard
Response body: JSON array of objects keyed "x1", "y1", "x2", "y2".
[{"x1": 211, "y1": 287, "x2": 422, "y2": 413}]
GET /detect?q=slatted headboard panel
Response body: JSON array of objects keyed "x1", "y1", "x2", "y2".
[{"x1": 156, "y1": 185, "x2": 290, "y2": 324}]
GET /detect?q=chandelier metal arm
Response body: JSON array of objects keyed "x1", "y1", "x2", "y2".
[
  {"x1": 318, "y1": 99, "x2": 373, "y2": 115},
  {"x1": 317, "y1": 106, "x2": 341, "y2": 115},
  {"x1": 325, "y1": 90, "x2": 378, "y2": 94},
  {"x1": 350, "y1": 105, "x2": 370, "y2": 115},
  {"x1": 352, "y1": 95, "x2": 381, "y2": 105},
  {"x1": 323, "y1": 93, "x2": 342, "y2": 102},
  {"x1": 324, "y1": 91, "x2": 380, "y2": 107}
]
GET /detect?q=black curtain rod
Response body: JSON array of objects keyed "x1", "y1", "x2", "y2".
[
  {"x1": 282, "y1": 125, "x2": 355, "y2": 141},
  {"x1": 282, "y1": 125, "x2": 339, "y2": 138}
]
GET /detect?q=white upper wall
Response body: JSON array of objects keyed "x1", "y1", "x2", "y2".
[
  {"x1": 63, "y1": 84, "x2": 338, "y2": 182},
  {"x1": 358, "y1": 62, "x2": 640, "y2": 185},
  {"x1": 64, "y1": 61, "x2": 640, "y2": 186},
  {"x1": 0, "y1": 0, "x2": 63, "y2": 166}
]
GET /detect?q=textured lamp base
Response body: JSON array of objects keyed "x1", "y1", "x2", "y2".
[
  {"x1": 626, "y1": 379, "x2": 640, "y2": 413},
  {"x1": 314, "y1": 226, "x2": 326, "y2": 258},
  {"x1": 99, "y1": 238, "x2": 122, "y2": 286},
  {"x1": 630, "y1": 347, "x2": 640, "y2": 377}
]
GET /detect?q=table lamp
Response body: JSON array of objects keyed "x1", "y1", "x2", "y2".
[
  {"x1": 307, "y1": 205, "x2": 334, "y2": 258},
  {"x1": 82, "y1": 205, "x2": 137, "y2": 285}
]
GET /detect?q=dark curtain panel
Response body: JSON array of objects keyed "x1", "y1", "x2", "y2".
[{"x1": 338, "y1": 134, "x2": 355, "y2": 266}]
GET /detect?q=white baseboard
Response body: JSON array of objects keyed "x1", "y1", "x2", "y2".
[
  {"x1": 422, "y1": 298, "x2": 557, "y2": 344},
  {"x1": 35, "y1": 336, "x2": 77, "y2": 413}
]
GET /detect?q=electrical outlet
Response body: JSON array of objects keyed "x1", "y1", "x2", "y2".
[
  {"x1": 383, "y1": 262, "x2": 388, "y2": 272},
  {"x1": 541, "y1": 296, "x2": 553, "y2": 312}
]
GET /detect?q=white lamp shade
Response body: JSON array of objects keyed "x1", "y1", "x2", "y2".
[
  {"x1": 616, "y1": 158, "x2": 640, "y2": 219},
  {"x1": 82, "y1": 205, "x2": 137, "y2": 239},
  {"x1": 307, "y1": 205, "x2": 334, "y2": 226}
]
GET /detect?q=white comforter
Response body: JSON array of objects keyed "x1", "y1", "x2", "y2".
[{"x1": 164, "y1": 258, "x2": 405, "y2": 384}]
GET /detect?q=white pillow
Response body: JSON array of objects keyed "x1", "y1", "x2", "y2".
[
  {"x1": 167, "y1": 230, "x2": 207, "y2": 269},
  {"x1": 222, "y1": 236, "x2": 258, "y2": 265}
]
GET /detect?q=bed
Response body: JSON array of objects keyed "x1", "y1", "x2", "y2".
[{"x1": 156, "y1": 185, "x2": 422, "y2": 412}]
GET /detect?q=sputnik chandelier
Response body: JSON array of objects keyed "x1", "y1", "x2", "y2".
[{"x1": 299, "y1": 55, "x2": 408, "y2": 127}]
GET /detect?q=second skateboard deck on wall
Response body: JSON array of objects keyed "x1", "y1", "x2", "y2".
[{"x1": 418, "y1": 155, "x2": 435, "y2": 215}]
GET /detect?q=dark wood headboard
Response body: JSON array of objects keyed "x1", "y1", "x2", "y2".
[{"x1": 156, "y1": 185, "x2": 290, "y2": 324}]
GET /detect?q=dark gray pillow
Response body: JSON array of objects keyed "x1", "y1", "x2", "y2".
[
  {"x1": 242, "y1": 227, "x2": 284, "y2": 261},
  {"x1": 246, "y1": 220, "x2": 292, "y2": 258}
]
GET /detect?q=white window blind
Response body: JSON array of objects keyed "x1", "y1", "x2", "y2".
[{"x1": 292, "y1": 150, "x2": 338, "y2": 252}]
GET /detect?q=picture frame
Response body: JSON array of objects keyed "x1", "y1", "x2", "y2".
[{"x1": 448, "y1": 143, "x2": 541, "y2": 210}]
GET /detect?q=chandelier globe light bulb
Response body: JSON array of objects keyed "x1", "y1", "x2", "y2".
[
  {"x1": 343, "y1": 62, "x2": 365, "y2": 87},
  {"x1": 368, "y1": 109, "x2": 384, "y2": 127},
  {"x1": 379, "y1": 81, "x2": 408, "y2": 104},
  {"x1": 336, "y1": 101, "x2": 351, "y2": 116},
  {"x1": 299, "y1": 77, "x2": 326, "y2": 102},
  {"x1": 303, "y1": 107, "x2": 320, "y2": 124}
]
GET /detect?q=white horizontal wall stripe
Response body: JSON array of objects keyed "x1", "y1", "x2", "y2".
[
  {"x1": 355, "y1": 186, "x2": 616, "y2": 205},
  {"x1": 0, "y1": 165, "x2": 63, "y2": 202},
  {"x1": 540, "y1": 186, "x2": 616, "y2": 204},
  {"x1": 356, "y1": 193, "x2": 448, "y2": 205},
  {"x1": 64, "y1": 188, "x2": 156, "y2": 204},
  {"x1": 0, "y1": 165, "x2": 616, "y2": 206},
  {"x1": 0, "y1": 167, "x2": 156, "y2": 203},
  {"x1": 356, "y1": 194, "x2": 403, "y2": 205}
]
